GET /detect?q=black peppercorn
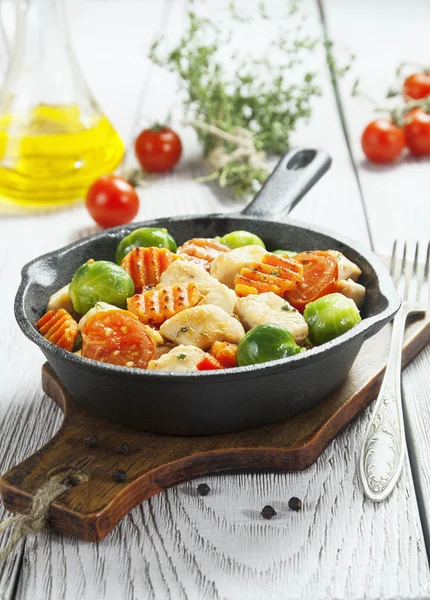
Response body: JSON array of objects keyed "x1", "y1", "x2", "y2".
[
  {"x1": 113, "y1": 469, "x2": 127, "y2": 483},
  {"x1": 288, "y1": 497, "x2": 302, "y2": 511},
  {"x1": 261, "y1": 505, "x2": 277, "y2": 519},
  {"x1": 197, "y1": 483, "x2": 211, "y2": 496},
  {"x1": 118, "y1": 442, "x2": 129, "y2": 454},
  {"x1": 84, "y1": 435, "x2": 97, "y2": 448}
]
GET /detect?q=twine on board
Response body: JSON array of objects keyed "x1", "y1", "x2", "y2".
[
  {"x1": 182, "y1": 118, "x2": 271, "y2": 181},
  {"x1": 0, "y1": 468, "x2": 88, "y2": 560}
]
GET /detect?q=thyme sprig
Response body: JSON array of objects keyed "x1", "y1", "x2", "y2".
[
  {"x1": 183, "y1": 118, "x2": 270, "y2": 194},
  {"x1": 149, "y1": 6, "x2": 322, "y2": 197},
  {"x1": 149, "y1": 4, "x2": 349, "y2": 197}
]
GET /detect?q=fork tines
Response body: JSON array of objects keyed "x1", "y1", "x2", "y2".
[{"x1": 390, "y1": 240, "x2": 430, "y2": 309}]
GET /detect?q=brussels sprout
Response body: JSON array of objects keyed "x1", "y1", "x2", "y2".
[
  {"x1": 273, "y1": 249, "x2": 297, "y2": 258},
  {"x1": 220, "y1": 230, "x2": 265, "y2": 250},
  {"x1": 69, "y1": 260, "x2": 135, "y2": 314},
  {"x1": 115, "y1": 227, "x2": 177, "y2": 263},
  {"x1": 237, "y1": 323, "x2": 304, "y2": 366},
  {"x1": 304, "y1": 293, "x2": 362, "y2": 345}
]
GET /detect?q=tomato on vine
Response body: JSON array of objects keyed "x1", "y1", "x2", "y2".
[
  {"x1": 361, "y1": 119, "x2": 406, "y2": 164},
  {"x1": 404, "y1": 108, "x2": 430, "y2": 156},
  {"x1": 135, "y1": 126, "x2": 182, "y2": 173},
  {"x1": 403, "y1": 72, "x2": 430, "y2": 100}
]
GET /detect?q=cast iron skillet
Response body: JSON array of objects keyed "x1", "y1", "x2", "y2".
[{"x1": 15, "y1": 148, "x2": 400, "y2": 435}]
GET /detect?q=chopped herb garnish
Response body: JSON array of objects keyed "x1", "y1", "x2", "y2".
[
  {"x1": 282, "y1": 304, "x2": 293, "y2": 311},
  {"x1": 177, "y1": 353, "x2": 187, "y2": 360}
]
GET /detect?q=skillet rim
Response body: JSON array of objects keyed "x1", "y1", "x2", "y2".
[{"x1": 15, "y1": 213, "x2": 401, "y2": 381}]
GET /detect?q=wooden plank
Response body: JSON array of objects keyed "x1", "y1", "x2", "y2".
[
  {"x1": 322, "y1": 0, "x2": 430, "y2": 565},
  {"x1": 322, "y1": 0, "x2": 430, "y2": 256},
  {"x1": 1, "y1": 313, "x2": 429, "y2": 543},
  {"x1": 0, "y1": 0, "x2": 174, "y2": 596},
  {"x1": 1, "y1": 1, "x2": 429, "y2": 599},
  {"x1": 126, "y1": 0, "x2": 371, "y2": 243},
  {"x1": 12, "y1": 441, "x2": 430, "y2": 600}
]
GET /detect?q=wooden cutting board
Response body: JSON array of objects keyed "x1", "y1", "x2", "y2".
[{"x1": 0, "y1": 314, "x2": 429, "y2": 543}]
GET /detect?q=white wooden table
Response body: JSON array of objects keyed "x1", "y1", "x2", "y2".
[{"x1": 1, "y1": 1, "x2": 430, "y2": 598}]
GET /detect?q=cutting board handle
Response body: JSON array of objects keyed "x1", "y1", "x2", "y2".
[{"x1": 1, "y1": 311, "x2": 428, "y2": 544}]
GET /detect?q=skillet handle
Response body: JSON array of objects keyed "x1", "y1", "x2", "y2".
[{"x1": 242, "y1": 148, "x2": 331, "y2": 218}]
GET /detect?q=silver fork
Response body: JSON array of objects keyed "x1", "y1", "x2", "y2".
[{"x1": 359, "y1": 241, "x2": 430, "y2": 502}]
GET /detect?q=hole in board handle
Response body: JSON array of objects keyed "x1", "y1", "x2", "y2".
[{"x1": 286, "y1": 149, "x2": 317, "y2": 171}]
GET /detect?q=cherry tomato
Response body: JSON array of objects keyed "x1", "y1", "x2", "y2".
[
  {"x1": 361, "y1": 119, "x2": 406, "y2": 164},
  {"x1": 404, "y1": 108, "x2": 430, "y2": 156},
  {"x1": 81, "y1": 310, "x2": 155, "y2": 368},
  {"x1": 135, "y1": 126, "x2": 182, "y2": 173},
  {"x1": 86, "y1": 175, "x2": 139, "y2": 229},
  {"x1": 403, "y1": 73, "x2": 430, "y2": 100},
  {"x1": 285, "y1": 251, "x2": 338, "y2": 313}
]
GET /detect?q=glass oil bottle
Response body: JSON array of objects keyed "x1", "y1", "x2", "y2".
[{"x1": 0, "y1": 0, "x2": 124, "y2": 208}]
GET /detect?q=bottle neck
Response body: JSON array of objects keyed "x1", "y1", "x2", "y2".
[
  {"x1": 14, "y1": 0, "x2": 72, "y2": 60},
  {"x1": 0, "y1": 0, "x2": 97, "y2": 113}
]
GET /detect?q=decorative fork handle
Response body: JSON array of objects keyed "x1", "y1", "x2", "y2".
[{"x1": 359, "y1": 311, "x2": 408, "y2": 501}]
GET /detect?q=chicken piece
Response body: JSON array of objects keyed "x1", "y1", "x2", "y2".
[
  {"x1": 47, "y1": 284, "x2": 73, "y2": 314},
  {"x1": 210, "y1": 245, "x2": 267, "y2": 288},
  {"x1": 336, "y1": 279, "x2": 366, "y2": 308},
  {"x1": 127, "y1": 283, "x2": 201, "y2": 326},
  {"x1": 329, "y1": 250, "x2": 362, "y2": 282},
  {"x1": 121, "y1": 247, "x2": 180, "y2": 293},
  {"x1": 235, "y1": 292, "x2": 309, "y2": 345},
  {"x1": 159, "y1": 260, "x2": 221, "y2": 296},
  {"x1": 198, "y1": 283, "x2": 237, "y2": 315},
  {"x1": 178, "y1": 238, "x2": 230, "y2": 271},
  {"x1": 160, "y1": 260, "x2": 236, "y2": 314},
  {"x1": 148, "y1": 344, "x2": 207, "y2": 372},
  {"x1": 160, "y1": 305, "x2": 245, "y2": 350}
]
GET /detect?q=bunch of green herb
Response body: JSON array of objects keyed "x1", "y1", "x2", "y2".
[{"x1": 149, "y1": 4, "x2": 322, "y2": 197}]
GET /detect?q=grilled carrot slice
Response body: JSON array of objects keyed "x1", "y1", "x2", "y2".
[
  {"x1": 235, "y1": 265, "x2": 297, "y2": 296},
  {"x1": 127, "y1": 283, "x2": 201, "y2": 326},
  {"x1": 121, "y1": 247, "x2": 180, "y2": 293},
  {"x1": 37, "y1": 308, "x2": 79, "y2": 351},
  {"x1": 235, "y1": 283, "x2": 259, "y2": 297},
  {"x1": 178, "y1": 238, "x2": 230, "y2": 271},
  {"x1": 262, "y1": 254, "x2": 303, "y2": 279},
  {"x1": 234, "y1": 253, "x2": 304, "y2": 297},
  {"x1": 210, "y1": 341, "x2": 237, "y2": 368}
]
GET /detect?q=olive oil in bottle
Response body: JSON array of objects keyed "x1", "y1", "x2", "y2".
[{"x1": 0, "y1": 0, "x2": 124, "y2": 208}]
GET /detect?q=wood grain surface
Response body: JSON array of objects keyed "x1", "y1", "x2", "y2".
[
  {"x1": 1, "y1": 313, "x2": 429, "y2": 543},
  {"x1": 323, "y1": 0, "x2": 430, "y2": 563},
  {"x1": 0, "y1": 0, "x2": 430, "y2": 599}
]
